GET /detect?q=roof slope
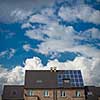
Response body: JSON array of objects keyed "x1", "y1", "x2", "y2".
[
  {"x1": 2, "y1": 85, "x2": 24, "y2": 100},
  {"x1": 25, "y1": 70, "x2": 84, "y2": 89}
]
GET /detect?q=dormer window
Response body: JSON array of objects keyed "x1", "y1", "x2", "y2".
[
  {"x1": 87, "y1": 91, "x2": 93, "y2": 95},
  {"x1": 36, "y1": 80, "x2": 43, "y2": 83},
  {"x1": 63, "y1": 79, "x2": 70, "y2": 87},
  {"x1": 63, "y1": 79, "x2": 70, "y2": 83}
]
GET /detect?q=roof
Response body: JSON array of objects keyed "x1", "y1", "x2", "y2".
[
  {"x1": 25, "y1": 70, "x2": 84, "y2": 89},
  {"x1": 85, "y1": 86, "x2": 100, "y2": 100},
  {"x1": 2, "y1": 85, "x2": 24, "y2": 100},
  {"x1": 25, "y1": 70, "x2": 57, "y2": 89},
  {"x1": 95, "y1": 87, "x2": 100, "y2": 96}
]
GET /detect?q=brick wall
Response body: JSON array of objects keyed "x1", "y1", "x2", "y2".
[
  {"x1": 57, "y1": 89, "x2": 85, "y2": 100},
  {"x1": 24, "y1": 89, "x2": 53, "y2": 100},
  {"x1": 24, "y1": 88, "x2": 85, "y2": 100}
]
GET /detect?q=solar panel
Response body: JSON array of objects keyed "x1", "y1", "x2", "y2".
[{"x1": 57, "y1": 70, "x2": 84, "y2": 87}]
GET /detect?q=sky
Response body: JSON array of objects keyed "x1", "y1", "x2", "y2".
[{"x1": 0, "y1": 0, "x2": 100, "y2": 95}]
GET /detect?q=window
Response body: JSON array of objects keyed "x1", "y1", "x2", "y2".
[
  {"x1": 76, "y1": 91, "x2": 80, "y2": 97},
  {"x1": 12, "y1": 91, "x2": 17, "y2": 95},
  {"x1": 63, "y1": 79, "x2": 70, "y2": 83},
  {"x1": 44, "y1": 90, "x2": 49, "y2": 97},
  {"x1": 36, "y1": 80, "x2": 43, "y2": 83},
  {"x1": 27, "y1": 90, "x2": 34, "y2": 96},
  {"x1": 61, "y1": 90, "x2": 66, "y2": 97},
  {"x1": 87, "y1": 92, "x2": 93, "y2": 95}
]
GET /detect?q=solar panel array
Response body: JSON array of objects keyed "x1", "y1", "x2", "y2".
[{"x1": 57, "y1": 70, "x2": 84, "y2": 87}]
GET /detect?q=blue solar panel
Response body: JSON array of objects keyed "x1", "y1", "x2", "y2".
[{"x1": 57, "y1": 70, "x2": 84, "y2": 87}]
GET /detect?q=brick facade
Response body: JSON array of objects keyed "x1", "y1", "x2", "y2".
[
  {"x1": 57, "y1": 89, "x2": 85, "y2": 100},
  {"x1": 24, "y1": 88, "x2": 85, "y2": 100},
  {"x1": 24, "y1": 89, "x2": 53, "y2": 100}
]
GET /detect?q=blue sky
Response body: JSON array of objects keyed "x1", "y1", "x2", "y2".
[{"x1": 0, "y1": 0, "x2": 100, "y2": 94}]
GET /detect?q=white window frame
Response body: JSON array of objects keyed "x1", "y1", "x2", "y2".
[
  {"x1": 76, "y1": 91, "x2": 81, "y2": 97},
  {"x1": 44, "y1": 90, "x2": 49, "y2": 97},
  {"x1": 27, "y1": 90, "x2": 34, "y2": 96},
  {"x1": 61, "y1": 90, "x2": 66, "y2": 97},
  {"x1": 87, "y1": 91, "x2": 93, "y2": 95}
]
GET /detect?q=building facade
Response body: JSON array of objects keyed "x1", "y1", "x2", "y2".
[
  {"x1": 24, "y1": 69, "x2": 85, "y2": 100},
  {"x1": 85, "y1": 86, "x2": 100, "y2": 100},
  {"x1": 2, "y1": 68, "x2": 100, "y2": 100}
]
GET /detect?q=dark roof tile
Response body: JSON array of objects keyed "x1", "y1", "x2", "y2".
[{"x1": 2, "y1": 85, "x2": 24, "y2": 100}]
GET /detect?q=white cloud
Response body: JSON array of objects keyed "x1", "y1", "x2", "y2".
[
  {"x1": 7, "y1": 66, "x2": 24, "y2": 85},
  {"x1": 21, "y1": 23, "x2": 32, "y2": 29},
  {"x1": 59, "y1": 5, "x2": 100, "y2": 24},
  {"x1": 0, "y1": 0, "x2": 56, "y2": 23},
  {"x1": 28, "y1": 7, "x2": 57, "y2": 25},
  {"x1": 0, "y1": 48, "x2": 16, "y2": 59},
  {"x1": 0, "y1": 56, "x2": 100, "y2": 94},
  {"x1": 23, "y1": 44, "x2": 32, "y2": 52},
  {"x1": 29, "y1": 14, "x2": 51, "y2": 24},
  {"x1": 10, "y1": 9, "x2": 32, "y2": 22},
  {"x1": 8, "y1": 48, "x2": 16, "y2": 59},
  {"x1": 84, "y1": 28, "x2": 100, "y2": 39},
  {"x1": 0, "y1": 51, "x2": 8, "y2": 57},
  {"x1": 24, "y1": 57, "x2": 43, "y2": 70},
  {"x1": 25, "y1": 29, "x2": 45, "y2": 40},
  {"x1": 23, "y1": 6, "x2": 100, "y2": 59},
  {"x1": 36, "y1": 40, "x2": 100, "y2": 58},
  {"x1": 0, "y1": 65, "x2": 24, "y2": 95}
]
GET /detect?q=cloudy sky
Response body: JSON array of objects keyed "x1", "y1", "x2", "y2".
[{"x1": 0, "y1": 0, "x2": 100, "y2": 95}]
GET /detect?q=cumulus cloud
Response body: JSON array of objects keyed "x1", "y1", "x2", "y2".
[
  {"x1": 0, "y1": 56, "x2": 100, "y2": 95},
  {"x1": 59, "y1": 5, "x2": 100, "y2": 24},
  {"x1": 10, "y1": 9, "x2": 32, "y2": 22},
  {"x1": 0, "y1": 0, "x2": 56, "y2": 23},
  {"x1": 22, "y1": 4, "x2": 100, "y2": 59},
  {"x1": 0, "y1": 65, "x2": 24, "y2": 95},
  {"x1": 25, "y1": 29, "x2": 45, "y2": 40},
  {"x1": 84, "y1": 28, "x2": 100, "y2": 39}
]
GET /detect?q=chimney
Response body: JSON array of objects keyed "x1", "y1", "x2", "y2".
[
  {"x1": 50, "y1": 67, "x2": 53, "y2": 72},
  {"x1": 54, "y1": 67, "x2": 56, "y2": 72},
  {"x1": 50, "y1": 67, "x2": 56, "y2": 72}
]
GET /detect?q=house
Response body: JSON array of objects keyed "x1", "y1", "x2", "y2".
[
  {"x1": 24, "y1": 68, "x2": 85, "y2": 100},
  {"x1": 2, "y1": 68, "x2": 86, "y2": 100},
  {"x1": 2, "y1": 85, "x2": 24, "y2": 100},
  {"x1": 85, "y1": 86, "x2": 100, "y2": 100}
]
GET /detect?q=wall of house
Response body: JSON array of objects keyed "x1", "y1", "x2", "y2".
[
  {"x1": 24, "y1": 88, "x2": 85, "y2": 100},
  {"x1": 25, "y1": 96, "x2": 38, "y2": 100},
  {"x1": 24, "y1": 89, "x2": 53, "y2": 100},
  {"x1": 0, "y1": 96, "x2": 2, "y2": 100},
  {"x1": 57, "y1": 89, "x2": 85, "y2": 100}
]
